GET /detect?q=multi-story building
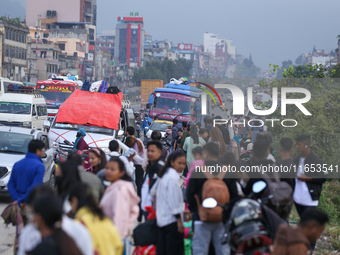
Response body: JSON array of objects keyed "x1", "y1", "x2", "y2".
[
  {"x1": 203, "y1": 33, "x2": 236, "y2": 60},
  {"x1": 115, "y1": 14, "x2": 144, "y2": 68},
  {"x1": 0, "y1": 20, "x2": 29, "y2": 80},
  {"x1": 26, "y1": 0, "x2": 97, "y2": 28},
  {"x1": 26, "y1": 36, "x2": 38, "y2": 83},
  {"x1": 32, "y1": 41, "x2": 60, "y2": 80},
  {"x1": 95, "y1": 50, "x2": 112, "y2": 82}
]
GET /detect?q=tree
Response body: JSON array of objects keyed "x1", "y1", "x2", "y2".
[
  {"x1": 131, "y1": 58, "x2": 193, "y2": 86},
  {"x1": 235, "y1": 57, "x2": 261, "y2": 78},
  {"x1": 295, "y1": 54, "x2": 303, "y2": 65},
  {"x1": 260, "y1": 63, "x2": 340, "y2": 165}
]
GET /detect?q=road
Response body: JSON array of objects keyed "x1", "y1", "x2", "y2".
[{"x1": 0, "y1": 197, "x2": 15, "y2": 255}]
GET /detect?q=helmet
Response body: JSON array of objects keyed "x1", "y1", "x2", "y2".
[{"x1": 230, "y1": 199, "x2": 262, "y2": 227}]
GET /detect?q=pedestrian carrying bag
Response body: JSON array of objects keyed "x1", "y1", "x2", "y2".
[
  {"x1": 133, "y1": 219, "x2": 157, "y2": 246},
  {"x1": 196, "y1": 170, "x2": 230, "y2": 222},
  {"x1": 261, "y1": 172, "x2": 293, "y2": 220}
]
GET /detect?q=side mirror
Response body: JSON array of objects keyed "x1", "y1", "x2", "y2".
[
  {"x1": 42, "y1": 153, "x2": 47, "y2": 159},
  {"x1": 252, "y1": 181, "x2": 267, "y2": 194},
  {"x1": 117, "y1": 130, "x2": 124, "y2": 137},
  {"x1": 202, "y1": 198, "x2": 218, "y2": 209},
  {"x1": 146, "y1": 104, "x2": 150, "y2": 109},
  {"x1": 43, "y1": 121, "x2": 50, "y2": 128}
]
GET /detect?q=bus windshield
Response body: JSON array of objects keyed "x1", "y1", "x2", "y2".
[
  {"x1": 40, "y1": 91, "x2": 72, "y2": 108},
  {"x1": 52, "y1": 122, "x2": 114, "y2": 136},
  {"x1": 154, "y1": 94, "x2": 193, "y2": 114}
]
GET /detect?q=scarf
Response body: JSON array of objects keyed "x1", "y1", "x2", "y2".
[{"x1": 73, "y1": 128, "x2": 87, "y2": 149}]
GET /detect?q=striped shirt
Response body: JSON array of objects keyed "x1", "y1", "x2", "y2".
[{"x1": 154, "y1": 167, "x2": 183, "y2": 227}]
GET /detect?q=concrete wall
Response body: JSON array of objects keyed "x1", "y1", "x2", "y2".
[
  {"x1": 49, "y1": 38, "x2": 85, "y2": 58},
  {"x1": 26, "y1": 0, "x2": 81, "y2": 27}
]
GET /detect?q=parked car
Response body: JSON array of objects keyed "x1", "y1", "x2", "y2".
[{"x1": 0, "y1": 126, "x2": 56, "y2": 195}]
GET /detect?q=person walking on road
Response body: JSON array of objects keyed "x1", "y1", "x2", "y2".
[
  {"x1": 153, "y1": 151, "x2": 186, "y2": 255},
  {"x1": 171, "y1": 118, "x2": 181, "y2": 154},
  {"x1": 69, "y1": 183, "x2": 124, "y2": 255},
  {"x1": 293, "y1": 135, "x2": 327, "y2": 250},
  {"x1": 100, "y1": 157, "x2": 140, "y2": 254},
  {"x1": 8, "y1": 140, "x2": 46, "y2": 207}
]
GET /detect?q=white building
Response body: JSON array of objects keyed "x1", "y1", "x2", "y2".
[
  {"x1": 203, "y1": 33, "x2": 236, "y2": 60},
  {"x1": 312, "y1": 56, "x2": 331, "y2": 66}
]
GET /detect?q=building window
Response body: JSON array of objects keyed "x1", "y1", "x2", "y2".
[
  {"x1": 40, "y1": 51, "x2": 46, "y2": 58},
  {"x1": 58, "y1": 43, "x2": 65, "y2": 50}
]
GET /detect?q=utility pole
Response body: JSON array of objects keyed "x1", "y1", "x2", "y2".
[{"x1": 35, "y1": 14, "x2": 41, "y2": 57}]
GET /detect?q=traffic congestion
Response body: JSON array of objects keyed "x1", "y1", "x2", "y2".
[{"x1": 0, "y1": 75, "x2": 332, "y2": 255}]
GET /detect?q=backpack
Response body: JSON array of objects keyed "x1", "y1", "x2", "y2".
[
  {"x1": 81, "y1": 80, "x2": 91, "y2": 91},
  {"x1": 196, "y1": 170, "x2": 230, "y2": 222},
  {"x1": 106, "y1": 86, "x2": 120, "y2": 94},
  {"x1": 99, "y1": 80, "x2": 109, "y2": 93},
  {"x1": 261, "y1": 172, "x2": 293, "y2": 220}
]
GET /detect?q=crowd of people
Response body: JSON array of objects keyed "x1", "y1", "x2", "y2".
[{"x1": 4, "y1": 114, "x2": 330, "y2": 255}]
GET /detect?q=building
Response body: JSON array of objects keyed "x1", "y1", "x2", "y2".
[
  {"x1": 115, "y1": 14, "x2": 144, "y2": 68},
  {"x1": 26, "y1": 0, "x2": 97, "y2": 28},
  {"x1": 26, "y1": 36, "x2": 38, "y2": 83},
  {"x1": 32, "y1": 41, "x2": 60, "y2": 80},
  {"x1": 203, "y1": 33, "x2": 236, "y2": 60},
  {"x1": 0, "y1": 19, "x2": 29, "y2": 81},
  {"x1": 95, "y1": 49, "x2": 112, "y2": 82}
]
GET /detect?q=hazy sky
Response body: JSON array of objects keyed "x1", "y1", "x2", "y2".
[{"x1": 2, "y1": 0, "x2": 340, "y2": 69}]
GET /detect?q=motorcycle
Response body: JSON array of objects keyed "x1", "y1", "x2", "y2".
[{"x1": 202, "y1": 181, "x2": 283, "y2": 255}]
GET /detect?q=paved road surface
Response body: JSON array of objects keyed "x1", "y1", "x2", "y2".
[{"x1": 0, "y1": 197, "x2": 15, "y2": 255}]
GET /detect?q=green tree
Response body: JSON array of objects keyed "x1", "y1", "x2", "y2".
[
  {"x1": 132, "y1": 58, "x2": 193, "y2": 86},
  {"x1": 261, "y1": 63, "x2": 340, "y2": 165},
  {"x1": 235, "y1": 57, "x2": 261, "y2": 78}
]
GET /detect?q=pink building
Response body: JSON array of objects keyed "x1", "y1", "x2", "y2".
[{"x1": 26, "y1": 0, "x2": 96, "y2": 27}]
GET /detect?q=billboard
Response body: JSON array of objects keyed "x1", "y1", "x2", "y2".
[{"x1": 178, "y1": 43, "x2": 193, "y2": 51}]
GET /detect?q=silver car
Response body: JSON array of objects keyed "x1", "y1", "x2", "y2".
[{"x1": 0, "y1": 126, "x2": 56, "y2": 195}]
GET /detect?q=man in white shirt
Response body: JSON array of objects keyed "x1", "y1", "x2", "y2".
[
  {"x1": 293, "y1": 135, "x2": 327, "y2": 250},
  {"x1": 97, "y1": 140, "x2": 136, "y2": 183}
]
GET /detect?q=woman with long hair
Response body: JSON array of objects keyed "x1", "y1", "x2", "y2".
[
  {"x1": 28, "y1": 194, "x2": 82, "y2": 255},
  {"x1": 154, "y1": 151, "x2": 186, "y2": 255},
  {"x1": 183, "y1": 125, "x2": 206, "y2": 165},
  {"x1": 56, "y1": 161, "x2": 81, "y2": 199},
  {"x1": 69, "y1": 183, "x2": 123, "y2": 255},
  {"x1": 209, "y1": 127, "x2": 228, "y2": 156},
  {"x1": 88, "y1": 148, "x2": 107, "y2": 174},
  {"x1": 100, "y1": 157, "x2": 140, "y2": 254}
]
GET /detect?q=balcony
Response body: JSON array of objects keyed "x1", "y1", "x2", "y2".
[{"x1": 85, "y1": 8, "x2": 93, "y2": 16}]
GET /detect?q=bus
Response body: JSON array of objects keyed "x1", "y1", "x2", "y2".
[
  {"x1": 147, "y1": 83, "x2": 201, "y2": 123},
  {"x1": 36, "y1": 79, "x2": 79, "y2": 122}
]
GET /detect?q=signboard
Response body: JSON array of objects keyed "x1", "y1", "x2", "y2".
[
  {"x1": 177, "y1": 43, "x2": 193, "y2": 51},
  {"x1": 88, "y1": 53, "x2": 94, "y2": 61},
  {"x1": 39, "y1": 85, "x2": 73, "y2": 93},
  {"x1": 155, "y1": 92, "x2": 191, "y2": 101}
]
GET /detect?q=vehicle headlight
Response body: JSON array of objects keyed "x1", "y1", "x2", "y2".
[
  {"x1": 23, "y1": 121, "x2": 32, "y2": 128},
  {"x1": 102, "y1": 148, "x2": 111, "y2": 155}
]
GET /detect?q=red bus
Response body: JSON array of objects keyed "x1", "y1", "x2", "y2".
[{"x1": 36, "y1": 79, "x2": 78, "y2": 122}]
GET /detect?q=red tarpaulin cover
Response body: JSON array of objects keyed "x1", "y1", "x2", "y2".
[{"x1": 56, "y1": 90, "x2": 123, "y2": 130}]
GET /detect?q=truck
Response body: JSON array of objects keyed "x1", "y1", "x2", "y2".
[
  {"x1": 48, "y1": 89, "x2": 136, "y2": 156},
  {"x1": 141, "y1": 80, "x2": 163, "y2": 109},
  {"x1": 146, "y1": 82, "x2": 201, "y2": 124},
  {"x1": 36, "y1": 79, "x2": 79, "y2": 123}
]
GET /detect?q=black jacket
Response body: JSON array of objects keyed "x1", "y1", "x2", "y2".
[
  {"x1": 218, "y1": 125, "x2": 230, "y2": 145},
  {"x1": 186, "y1": 160, "x2": 239, "y2": 220},
  {"x1": 242, "y1": 158, "x2": 275, "y2": 196},
  {"x1": 277, "y1": 158, "x2": 295, "y2": 190},
  {"x1": 144, "y1": 159, "x2": 164, "y2": 191},
  {"x1": 293, "y1": 152, "x2": 327, "y2": 201}
]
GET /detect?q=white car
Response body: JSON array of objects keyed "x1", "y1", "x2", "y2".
[{"x1": 0, "y1": 126, "x2": 56, "y2": 195}]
